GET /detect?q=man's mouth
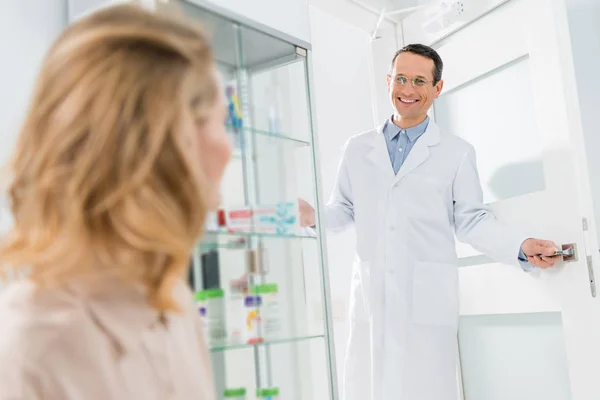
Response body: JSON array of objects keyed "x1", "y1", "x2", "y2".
[{"x1": 398, "y1": 97, "x2": 419, "y2": 104}]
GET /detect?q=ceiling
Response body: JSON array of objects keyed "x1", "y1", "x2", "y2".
[
  {"x1": 354, "y1": 0, "x2": 425, "y2": 10},
  {"x1": 308, "y1": 0, "x2": 435, "y2": 35},
  {"x1": 350, "y1": 0, "x2": 432, "y2": 18}
]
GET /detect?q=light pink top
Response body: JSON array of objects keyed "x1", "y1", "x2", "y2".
[{"x1": 0, "y1": 277, "x2": 216, "y2": 400}]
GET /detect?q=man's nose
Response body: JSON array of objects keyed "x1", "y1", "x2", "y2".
[{"x1": 398, "y1": 86, "x2": 417, "y2": 97}]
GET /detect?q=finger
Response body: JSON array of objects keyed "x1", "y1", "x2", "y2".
[
  {"x1": 529, "y1": 256, "x2": 542, "y2": 268},
  {"x1": 540, "y1": 239, "x2": 558, "y2": 248},
  {"x1": 529, "y1": 240, "x2": 557, "y2": 255},
  {"x1": 530, "y1": 255, "x2": 553, "y2": 268},
  {"x1": 540, "y1": 245, "x2": 559, "y2": 257},
  {"x1": 541, "y1": 256, "x2": 555, "y2": 265},
  {"x1": 528, "y1": 256, "x2": 541, "y2": 268},
  {"x1": 528, "y1": 255, "x2": 540, "y2": 265}
]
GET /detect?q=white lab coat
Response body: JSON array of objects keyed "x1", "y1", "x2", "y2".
[{"x1": 326, "y1": 121, "x2": 527, "y2": 400}]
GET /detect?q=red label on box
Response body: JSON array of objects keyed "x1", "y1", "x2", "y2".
[{"x1": 228, "y1": 209, "x2": 252, "y2": 219}]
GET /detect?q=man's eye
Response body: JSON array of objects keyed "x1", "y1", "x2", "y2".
[
  {"x1": 396, "y1": 76, "x2": 407, "y2": 84},
  {"x1": 414, "y1": 79, "x2": 426, "y2": 85}
]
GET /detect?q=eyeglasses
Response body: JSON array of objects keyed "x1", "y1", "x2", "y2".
[{"x1": 390, "y1": 75, "x2": 434, "y2": 88}]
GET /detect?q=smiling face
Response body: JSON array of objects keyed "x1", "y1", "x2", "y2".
[{"x1": 387, "y1": 51, "x2": 444, "y2": 127}]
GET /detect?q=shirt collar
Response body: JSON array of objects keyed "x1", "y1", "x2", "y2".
[{"x1": 384, "y1": 115, "x2": 430, "y2": 142}]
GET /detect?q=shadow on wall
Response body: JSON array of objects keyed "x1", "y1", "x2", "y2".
[{"x1": 486, "y1": 159, "x2": 546, "y2": 201}]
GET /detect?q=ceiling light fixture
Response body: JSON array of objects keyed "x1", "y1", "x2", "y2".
[{"x1": 421, "y1": 0, "x2": 466, "y2": 34}]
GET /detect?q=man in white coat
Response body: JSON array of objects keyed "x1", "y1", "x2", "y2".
[{"x1": 299, "y1": 44, "x2": 559, "y2": 400}]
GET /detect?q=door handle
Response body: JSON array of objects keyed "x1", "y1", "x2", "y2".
[{"x1": 553, "y1": 243, "x2": 577, "y2": 262}]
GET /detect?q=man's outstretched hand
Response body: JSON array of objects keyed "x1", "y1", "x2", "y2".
[
  {"x1": 298, "y1": 199, "x2": 316, "y2": 228},
  {"x1": 521, "y1": 238, "x2": 559, "y2": 269}
]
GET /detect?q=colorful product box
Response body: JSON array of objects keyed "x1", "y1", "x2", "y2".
[{"x1": 221, "y1": 202, "x2": 299, "y2": 235}]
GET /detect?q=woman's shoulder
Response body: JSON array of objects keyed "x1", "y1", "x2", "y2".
[
  {"x1": 0, "y1": 280, "x2": 87, "y2": 361},
  {"x1": 0, "y1": 280, "x2": 92, "y2": 397}
]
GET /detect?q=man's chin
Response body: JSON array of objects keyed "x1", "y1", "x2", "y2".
[{"x1": 393, "y1": 108, "x2": 425, "y2": 120}]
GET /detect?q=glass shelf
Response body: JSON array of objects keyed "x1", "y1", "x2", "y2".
[
  {"x1": 209, "y1": 334, "x2": 324, "y2": 353},
  {"x1": 227, "y1": 125, "x2": 311, "y2": 147},
  {"x1": 204, "y1": 229, "x2": 317, "y2": 240},
  {"x1": 198, "y1": 241, "x2": 247, "y2": 250}
]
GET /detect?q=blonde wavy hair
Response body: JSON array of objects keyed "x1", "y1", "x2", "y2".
[{"x1": 0, "y1": 3, "x2": 218, "y2": 311}]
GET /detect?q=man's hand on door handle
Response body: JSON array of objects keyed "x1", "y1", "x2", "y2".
[{"x1": 521, "y1": 238, "x2": 559, "y2": 269}]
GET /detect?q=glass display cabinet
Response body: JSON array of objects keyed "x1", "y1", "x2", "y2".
[{"x1": 174, "y1": 1, "x2": 338, "y2": 399}]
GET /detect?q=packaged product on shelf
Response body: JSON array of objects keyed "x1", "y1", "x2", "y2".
[
  {"x1": 200, "y1": 250, "x2": 221, "y2": 289},
  {"x1": 195, "y1": 288, "x2": 226, "y2": 345},
  {"x1": 250, "y1": 283, "x2": 281, "y2": 340},
  {"x1": 247, "y1": 248, "x2": 267, "y2": 276},
  {"x1": 221, "y1": 202, "x2": 299, "y2": 234},
  {"x1": 221, "y1": 206, "x2": 252, "y2": 232},
  {"x1": 255, "y1": 202, "x2": 298, "y2": 235},
  {"x1": 227, "y1": 279, "x2": 246, "y2": 345},
  {"x1": 256, "y1": 387, "x2": 280, "y2": 400},
  {"x1": 243, "y1": 293, "x2": 263, "y2": 344},
  {"x1": 226, "y1": 84, "x2": 243, "y2": 149},
  {"x1": 217, "y1": 209, "x2": 227, "y2": 227},
  {"x1": 223, "y1": 387, "x2": 246, "y2": 400},
  {"x1": 194, "y1": 291, "x2": 207, "y2": 336}
]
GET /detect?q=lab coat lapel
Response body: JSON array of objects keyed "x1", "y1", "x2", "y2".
[
  {"x1": 366, "y1": 125, "x2": 395, "y2": 180},
  {"x1": 393, "y1": 121, "x2": 441, "y2": 184}
]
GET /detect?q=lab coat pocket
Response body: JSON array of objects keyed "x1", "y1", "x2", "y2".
[
  {"x1": 412, "y1": 262, "x2": 458, "y2": 328},
  {"x1": 349, "y1": 261, "x2": 372, "y2": 322}
]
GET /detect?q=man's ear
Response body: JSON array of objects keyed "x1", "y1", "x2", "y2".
[{"x1": 434, "y1": 79, "x2": 444, "y2": 98}]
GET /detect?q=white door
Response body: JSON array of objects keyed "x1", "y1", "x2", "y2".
[{"x1": 403, "y1": 1, "x2": 600, "y2": 399}]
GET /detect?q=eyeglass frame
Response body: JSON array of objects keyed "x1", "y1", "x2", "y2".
[{"x1": 388, "y1": 74, "x2": 438, "y2": 88}]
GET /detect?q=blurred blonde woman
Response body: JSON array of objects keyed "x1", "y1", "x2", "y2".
[{"x1": 0, "y1": 4, "x2": 230, "y2": 399}]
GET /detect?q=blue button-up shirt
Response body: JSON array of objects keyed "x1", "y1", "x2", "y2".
[
  {"x1": 382, "y1": 116, "x2": 531, "y2": 267},
  {"x1": 383, "y1": 116, "x2": 429, "y2": 175}
]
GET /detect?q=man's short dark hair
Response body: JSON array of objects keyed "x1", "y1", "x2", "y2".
[{"x1": 390, "y1": 44, "x2": 444, "y2": 84}]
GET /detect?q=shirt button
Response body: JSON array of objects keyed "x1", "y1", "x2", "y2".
[{"x1": 398, "y1": 148, "x2": 403, "y2": 152}]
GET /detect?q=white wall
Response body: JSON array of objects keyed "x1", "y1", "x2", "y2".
[
  {"x1": 0, "y1": 1, "x2": 66, "y2": 171},
  {"x1": 369, "y1": 26, "x2": 402, "y2": 123},
  {"x1": 308, "y1": 5, "x2": 378, "y2": 386},
  {"x1": 0, "y1": 1, "x2": 67, "y2": 234},
  {"x1": 307, "y1": 0, "x2": 401, "y2": 124}
]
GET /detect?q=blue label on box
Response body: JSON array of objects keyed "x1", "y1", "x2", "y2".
[{"x1": 245, "y1": 296, "x2": 262, "y2": 307}]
